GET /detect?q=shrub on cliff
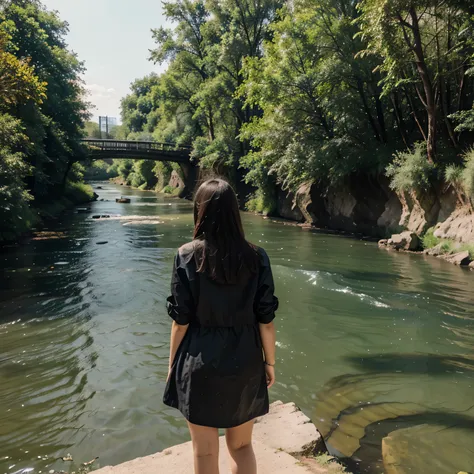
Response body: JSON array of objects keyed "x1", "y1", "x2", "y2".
[
  {"x1": 386, "y1": 143, "x2": 435, "y2": 193},
  {"x1": 461, "y1": 149, "x2": 474, "y2": 198},
  {"x1": 444, "y1": 149, "x2": 474, "y2": 200}
]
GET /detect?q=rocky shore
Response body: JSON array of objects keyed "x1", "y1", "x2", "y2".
[
  {"x1": 93, "y1": 402, "x2": 348, "y2": 474},
  {"x1": 274, "y1": 179, "x2": 474, "y2": 272}
]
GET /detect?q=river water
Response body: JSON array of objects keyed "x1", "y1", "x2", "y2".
[{"x1": 1, "y1": 183, "x2": 473, "y2": 474}]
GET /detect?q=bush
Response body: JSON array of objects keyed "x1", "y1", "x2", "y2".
[
  {"x1": 0, "y1": 114, "x2": 37, "y2": 242},
  {"x1": 422, "y1": 227, "x2": 439, "y2": 249},
  {"x1": 461, "y1": 148, "x2": 474, "y2": 197},
  {"x1": 154, "y1": 161, "x2": 173, "y2": 191},
  {"x1": 83, "y1": 160, "x2": 118, "y2": 180},
  {"x1": 444, "y1": 164, "x2": 463, "y2": 186},
  {"x1": 386, "y1": 143, "x2": 435, "y2": 193},
  {"x1": 64, "y1": 181, "x2": 95, "y2": 203},
  {"x1": 162, "y1": 185, "x2": 181, "y2": 196},
  {"x1": 246, "y1": 190, "x2": 276, "y2": 215}
]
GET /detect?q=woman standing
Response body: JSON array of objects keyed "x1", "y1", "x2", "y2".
[{"x1": 164, "y1": 178, "x2": 278, "y2": 474}]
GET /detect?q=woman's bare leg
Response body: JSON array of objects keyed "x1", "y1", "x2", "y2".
[
  {"x1": 225, "y1": 419, "x2": 257, "y2": 474},
  {"x1": 187, "y1": 421, "x2": 220, "y2": 474}
]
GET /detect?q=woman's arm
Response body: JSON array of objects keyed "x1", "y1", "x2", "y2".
[
  {"x1": 166, "y1": 250, "x2": 193, "y2": 380},
  {"x1": 259, "y1": 321, "x2": 276, "y2": 388},
  {"x1": 168, "y1": 321, "x2": 189, "y2": 378}
]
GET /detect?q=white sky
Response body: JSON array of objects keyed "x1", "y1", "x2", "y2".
[{"x1": 42, "y1": 0, "x2": 170, "y2": 122}]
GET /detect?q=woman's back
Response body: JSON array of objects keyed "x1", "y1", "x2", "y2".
[
  {"x1": 163, "y1": 178, "x2": 278, "y2": 473},
  {"x1": 167, "y1": 240, "x2": 277, "y2": 328}
]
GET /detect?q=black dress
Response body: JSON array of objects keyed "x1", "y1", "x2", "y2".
[{"x1": 163, "y1": 241, "x2": 279, "y2": 428}]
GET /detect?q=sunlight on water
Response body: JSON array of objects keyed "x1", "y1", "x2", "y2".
[{"x1": 1, "y1": 182, "x2": 474, "y2": 474}]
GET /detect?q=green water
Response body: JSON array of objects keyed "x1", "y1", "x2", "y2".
[{"x1": 1, "y1": 183, "x2": 473, "y2": 474}]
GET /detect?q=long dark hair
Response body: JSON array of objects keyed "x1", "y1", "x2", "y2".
[{"x1": 193, "y1": 179, "x2": 258, "y2": 284}]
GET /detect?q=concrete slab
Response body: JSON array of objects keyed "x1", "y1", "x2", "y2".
[
  {"x1": 94, "y1": 402, "x2": 325, "y2": 473},
  {"x1": 94, "y1": 438, "x2": 310, "y2": 474},
  {"x1": 254, "y1": 401, "x2": 323, "y2": 455}
]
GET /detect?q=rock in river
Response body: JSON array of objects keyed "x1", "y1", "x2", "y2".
[
  {"x1": 386, "y1": 231, "x2": 421, "y2": 251},
  {"x1": 444, "y1": 250, "x2": 471, "y2": 266}
]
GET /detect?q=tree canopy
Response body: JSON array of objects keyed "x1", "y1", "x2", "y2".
[
  {"x1": 119, "y1": 0, "x2": 473, "y2": 210},
  {"x1": 0, "y1": 0, "x2": 91, "y2": 241}
]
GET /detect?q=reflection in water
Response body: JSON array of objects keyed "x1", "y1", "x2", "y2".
[{"x1": 1, "y1": 182, "x2": 474, "y2": 473}]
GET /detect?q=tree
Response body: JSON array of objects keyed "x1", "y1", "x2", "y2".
[
  {"x1": 240, "y1": 0, "x2": 397, "y2": 194},
  {"x1": 0, "y1": 25, "x2": 45, "y2": 239},
  {"x1": 358, "y1": 0, "x2": 474, "y2": 162},
  {"x1": 83, "y1": 121, "x2": 101, "y2": 138},
  {"x1": 1, "y1": 0, "x2": 90, "y2": 197}
]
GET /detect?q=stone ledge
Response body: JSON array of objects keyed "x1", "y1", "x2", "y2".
[
  {"x1": 255, "y1": 401, "x2": 324, "y2": 455},
  {"x1": 94, "y1": 402, "x2": 328, "y2": 474}
]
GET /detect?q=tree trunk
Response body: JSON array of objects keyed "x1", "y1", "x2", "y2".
[
  {"x1": 403, "y1": 86, "x2": 427, "y2": 141},
  {"x1": 409, "y1": 7, "x2": 437, "y2": 162},
  {"x1": 61, "y1": 158, "x2": 74, "y2": 193},
  {"x1": 356, "y1": 79, "x2": 381, "y2": 142},
  {"x1": 374, "y1": 93, "x2": 388, "y2": 143},
  {"x1": 208, "y1": 106, "x2": 215, "y2": 141},
  {"x1": 391, "y1": 92, "x2": 409, "y2": 148}
]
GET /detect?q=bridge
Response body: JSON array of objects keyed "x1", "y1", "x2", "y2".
[
  {"x1": 81, "y1": 139, "x2": 191, "y2": 163},
  {"x1": 81, "y1": 139, "x2": 196, "y2": 198}
]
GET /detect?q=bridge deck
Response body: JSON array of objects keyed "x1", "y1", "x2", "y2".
[{"x1": 81, "y1": 139, "x2": 191, "y2": 163}]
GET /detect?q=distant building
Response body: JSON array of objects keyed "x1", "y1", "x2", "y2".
[{"x1": 99, "y1": 116, "x2": 118, "y2": 136}]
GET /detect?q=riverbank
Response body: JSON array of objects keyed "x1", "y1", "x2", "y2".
[
  {"x1": 378, "y1": 230, "x2": 474, "y2": 270},
  {"x1": 110, "y1": 176, "x2": 183, "y2": 197},
  {"x1": 0, "y1": 181, "x2": 96, "y2": 246},
  {"x1": 93, "y1": 402, "x2": 349, "y2": 474}
]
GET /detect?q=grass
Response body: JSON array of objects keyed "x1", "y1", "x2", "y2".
[
  {"x1": 422, "y1": 227, "x2": 474, "y2": 258},
  {"x1": 162, "y1": 185, "x2": 181, "y2": 196},
  {"x1": 1, "y1": 180, "x2": 95, "y2": 245},
  {"x1": 422, "y1": 227, "x2": 439, "y2": 249},
  {"x1": 65, "y1": 180, "x2": 95, "y2": 203},
  {"x1": 246, "y1": 191, "x2": 277, "y2": 216},
  {"x1": 297, "y1": 453, "x2": 350, "y2": 473}
]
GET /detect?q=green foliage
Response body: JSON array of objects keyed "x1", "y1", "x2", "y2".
[
  {"x1": 83, "y1": 121, "x2": 101, "y2": 138},
  {"x1": 64, "y1": 180, "x2": 94, "y2": 203},
  {"x1": 357, "y1": 0, "x2": 474, "y2": 162},
  {"x1": 154, "y1": 161, "x2": 173, "y2": 191},
  {"x1": 443, "y1": 149, "x2": 474, "y2": 198},
  {"x1": 162, "y1": 184, "x2": 181, "y2": 196},
  {"x1": 246, "y1": 190, "x2": 276, "y2": 216},
  {"x1": 118, "y1": 0, "x2": 474, "y2": 208},
  {"x1": 386, "y1": 143, "x2": 435, "y2": 193},
  {"x1": 444, "y1": 164, "x2": 464, "y2": 186},
  {"x1": 461, "y1": 148, "x2": 474, "y2": 197},
  {"x1": 422, "y1": 229, "x2": 474, "y2": 259},
  {"x1": 0, "y1": 0, "x2": 91, "y2": 241},
  {"x1": 422, "y1": 227, "x2": 440, "y2": 250},
  {"x1": 0, "y1": 113, "x2": 36, "y2": 239},
  {"x1": 127, "y1": 160, "x2": 157, "y2": 188},
  {"x1": 0, "y1": 28, "x2": 46, "y2": 106},
  {"x1": 83, "y1": 160, "x2": 118, "y2": 180},
  {"x1": 191, "y1": 136, "x2": 236, "y2": 172}
]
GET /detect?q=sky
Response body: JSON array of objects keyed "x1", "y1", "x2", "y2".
[{"x1": 42, "y1": 0, "x2": 170, "y2": 122}]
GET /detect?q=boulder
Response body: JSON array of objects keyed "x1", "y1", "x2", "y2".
[
  {"x1": 444, "y1": 251, "x2": 471, "y2": 266},
  {"x1": 397, "y1": 189, "x2": 440, "y2": 235},
  {"x1": 378, "y1": 239, "x2": 388, "y2": 248},
  {"x1": 169, "y1": 170, "x2": 184, "y2": 189},
  {"x1": 387, "y1": 231, "x2": 421, "y2": 251},
  {"x1": 277, "y1": 189, "x2": 304, "y2": 222},
  {"x1": 469, "y1": 261, "x2": 474, "y2": 271},
  {"x1": 434, "y1": 206, "x2": 474, "y2": 244},
  {"x1": 423, "y1": 243, "x2": 444, "y2": 256}
]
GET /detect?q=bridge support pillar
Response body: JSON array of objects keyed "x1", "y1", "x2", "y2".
[{"x1": 178, "y1": 162, "x2": 198, "y2": 200}]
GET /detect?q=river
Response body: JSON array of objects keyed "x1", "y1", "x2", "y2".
[{"x1": 1, "y1": 182, "x2": 473, "y2": 474}]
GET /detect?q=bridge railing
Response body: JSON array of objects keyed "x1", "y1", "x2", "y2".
[{"x1": 81, "y1": 139, "x2": 192, "y2": 153}]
